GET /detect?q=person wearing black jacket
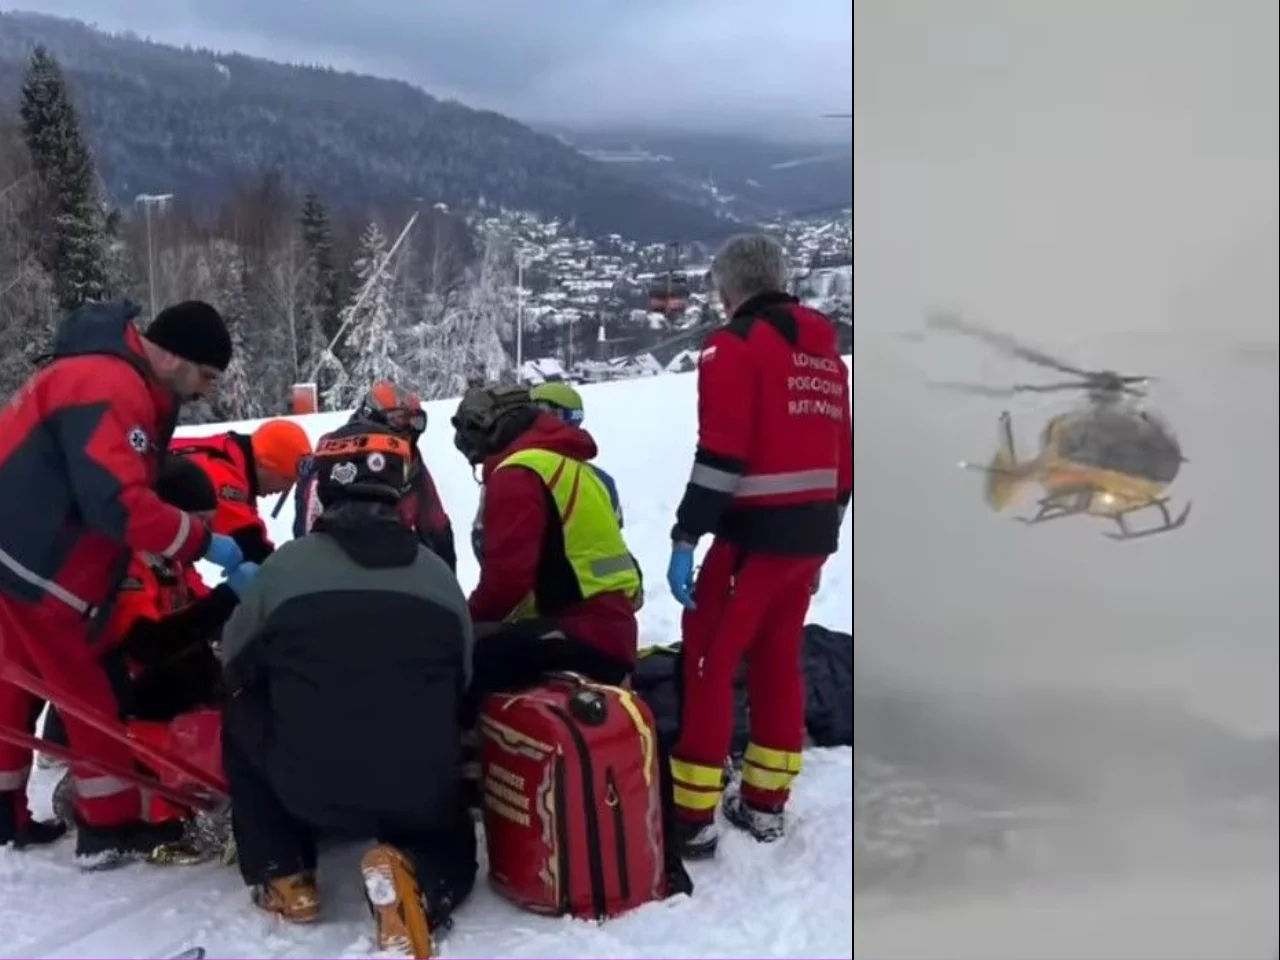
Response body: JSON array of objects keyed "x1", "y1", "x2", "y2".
[{"x1": 219, "y1": 422, "x2": 475, "y2": 959}]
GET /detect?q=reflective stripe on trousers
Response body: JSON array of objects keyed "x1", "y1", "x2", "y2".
[
  {"x1": 74, "y1": 773, "x2": 136, "y2": 799},
  {"x1": 688, "y1": 465, "x2": 838, "y2": 498},
  {"x1": 0, "y1": 766, "x2": 31, "y2": 791}
]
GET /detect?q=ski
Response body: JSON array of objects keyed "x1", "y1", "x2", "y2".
[{"x1": 167, "y1": 948, "x2": 206, "y2": 959}]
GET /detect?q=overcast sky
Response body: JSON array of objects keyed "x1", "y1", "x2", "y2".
[
  {"x1": 855, "y1": 0, "x2": 1278, "y2": 344},
  {"x1": 15, "y1": 0, "x2": 852, "y2": 141}
]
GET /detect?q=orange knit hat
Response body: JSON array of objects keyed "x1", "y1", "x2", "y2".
[{"x1": 251, "y1": 420, "x2": 313, "y2": 481}]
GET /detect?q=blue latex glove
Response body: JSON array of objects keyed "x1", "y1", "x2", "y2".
[
  {"x1": 666, "y1": 543, "x2": 697, "y2": 610},
  {"x1": 225, "y1": 561, "x2": 261, "y2": 598},
  {"x1": 204, "y1": 533, "x2": 243, "y2": 572}
]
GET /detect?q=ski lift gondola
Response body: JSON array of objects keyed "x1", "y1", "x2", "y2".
[{"x1": 647, "y1": 241, "x2": 691, "y2": 315}]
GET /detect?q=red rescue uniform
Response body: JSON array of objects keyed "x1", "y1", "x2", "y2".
[
  {"x1": 106, "y1": 555, "x2": 235, "y2": 825},
  {"x1": 169, "y1": 432, "x2": 275, "y2": 563},
  {"x1": 0, "y1": 302, "x2": 210, "y2": 828},
  {"x1": 670, "y1": 291, "x2": 852, "y2": 821},
  {"x1": 108, "y1": 555, "x2": 234, "y2": 685}
]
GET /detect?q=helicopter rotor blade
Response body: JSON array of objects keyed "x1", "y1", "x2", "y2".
[
  {"x1": 1008, "y1": 381, "x2": 1098, "y2": 394},
  {"x1": 924, "y1": 312, "x2": 1095, "y2": 378},
  {"x1": 926, "y1": 380, "x2": 1023, "y2": 398}
]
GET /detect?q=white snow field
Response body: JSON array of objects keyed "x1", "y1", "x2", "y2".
[{"x1": 0, "y1": 367, "x2": 854, "y2": 959}]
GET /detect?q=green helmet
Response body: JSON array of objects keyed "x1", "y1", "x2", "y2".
[{"x1": 530, "y1": 381, "x2": 584, "y2": 425}]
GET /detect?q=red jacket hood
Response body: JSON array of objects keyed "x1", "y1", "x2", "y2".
[{"x1": 481, "y1": 413, "x2": 598, "y2": 480}]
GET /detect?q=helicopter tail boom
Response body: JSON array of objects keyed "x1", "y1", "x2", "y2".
[{"x1": 963, "y1": 411, "x2": 1037, "y2": 511}]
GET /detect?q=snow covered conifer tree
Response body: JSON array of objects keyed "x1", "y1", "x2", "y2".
[
  {"x1": 215, "y1": 279, "x2": 259, "y2": 422},
  {"x1": 414, "y1": 237, "x2": 511, "y2": 399},
  {"x1": 297, "y1": 191, "x2": 339, "y2": 372},
  {"x1": 19, "y1": 47, "x2": 112, "y2": 313},
  {"x1": 333, "y1": 220, "x2": 410, "y2": 407}
]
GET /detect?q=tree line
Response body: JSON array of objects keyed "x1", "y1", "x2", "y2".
[{"x1": 0, "y1": 46, "x2": 515, "y2": 422}]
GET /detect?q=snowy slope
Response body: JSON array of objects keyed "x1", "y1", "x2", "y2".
[{"x1": 0, "y1": 369, "x2": 854, "y2": 960}]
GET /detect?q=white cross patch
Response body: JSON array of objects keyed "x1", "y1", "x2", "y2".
[{"x1": 127, "y1": 426, "x2": 150, "y2": 454}]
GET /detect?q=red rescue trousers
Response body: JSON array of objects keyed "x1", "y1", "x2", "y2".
[
  {"x1": 0, "y1": 595, "x2": 141, "y2": 827},
  {"x1": 669, "y1": 539, "x2": 823, "y2": 822}
]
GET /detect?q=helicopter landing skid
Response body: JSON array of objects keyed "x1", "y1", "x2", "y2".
[
  {"x1": 1102, "y1": 499, "x2": 1192, "y2": 541},
  {"x1": 1014, "y1": 489, "x2": 1094, "y2": 526},
  {"x1": 1014, "y1": 490, "x2": 1191, "y2": 540}
]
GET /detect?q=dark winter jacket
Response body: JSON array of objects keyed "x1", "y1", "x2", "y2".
[
  {"x1": 0, "y1": 301, "x2": 210, "y2": 629},
  {"x1": 471, "y1": 414, "x2": 638, "y2": 669},
  {"x1": 219, "y1": 502, "x2": 474, "y2": 833}
]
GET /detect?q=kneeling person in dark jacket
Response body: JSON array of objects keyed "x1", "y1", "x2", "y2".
[{"x1": 218, "y1": 423, "x2": 476, "y2": 959}]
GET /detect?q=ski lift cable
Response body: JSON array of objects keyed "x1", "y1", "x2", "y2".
[{"x1": 306, "y1": 207, "x2": 422, "y2": 384}]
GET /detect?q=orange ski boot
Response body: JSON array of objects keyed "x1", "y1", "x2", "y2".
[
  {"x1": 253, "y1": 871, "x2": 320, "y2": 923},
  {"x1": 360, "y1": 845, "x2": 434, "y2": 958}
]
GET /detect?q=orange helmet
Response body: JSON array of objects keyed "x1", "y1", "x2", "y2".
[
  {"x1": 251, "y1": 420, "x2": 313, "y2": 481},
  {"x1": 353, "y1": 381, "x2": 426, "y2": 438}
]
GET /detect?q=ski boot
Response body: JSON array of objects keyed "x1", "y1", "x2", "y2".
[
  {"x1": 75, "y1": 818, "x2": 188, "y2": 871},
  {"x1": 722, "y1": 785, "x2": 786, "y2": 843},
  {"x1": 672, "y1": 817, "x2": 720, "y2": 860},
  {"x1": 361, "y1": 844, "x2": 435, "y2": 958},
  {"x1": 149, "y1": 806, "x2": 236, "y2": 866},
  {"x1": 253, "y1": 871, "x2": 321, "y2": 923},
  {"x1": 0, "y1": 792, "x2": 67, "y2": 849}
]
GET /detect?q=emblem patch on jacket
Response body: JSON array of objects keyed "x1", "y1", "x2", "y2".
[
  {"x1": 127, "y1": 426, "x2": 150, "y2": 454},
  {"x1": 219, "y1": 484, "x2": 248, "y2": 502}
]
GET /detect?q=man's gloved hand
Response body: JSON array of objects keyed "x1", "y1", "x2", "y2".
[
  {"x1": 225, "y1": 561, "x2": 261, "y2": 598},
  {"x1": 666, "y1": 543, "x2": 697, "y2": 611},
  {"x1": 204, "y1": 533, "x2": 243, "y2": 572}
]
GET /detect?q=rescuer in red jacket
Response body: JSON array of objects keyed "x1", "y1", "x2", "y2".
[
  {"x1": 44, "y1": 457, "x2": 257, "y2": 861},
  {"x1": 451, "y1": 384, "x2": 641, "y2": 712},
  {"x1": 0, "y1": 299, "x2": 245, "y2": 862},
  {"x1": 664, "y1": 234, "x2": 853, "y2": 860},
  {"x1": 41, "y1": 457, "x2": 247, "y2": 743},
  {"x1": 170, "y1": 419, "x2": 313, "y2": 564}
]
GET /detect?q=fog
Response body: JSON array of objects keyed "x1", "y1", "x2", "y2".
[{"x1": 854, "y1": 0, "x2": 1278, "y2": 953}]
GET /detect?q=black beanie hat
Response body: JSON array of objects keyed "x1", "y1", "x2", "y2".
[
  {"x1": 156, "y1": 457, "x2": 218, "y2": 513},
  {"x1": 144, "y1": 300, "x2": 233, "y2": 371}
]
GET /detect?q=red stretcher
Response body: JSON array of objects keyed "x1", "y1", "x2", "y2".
[{"x1": 0, "y1": 660, "x2": 228, "y2": 811}]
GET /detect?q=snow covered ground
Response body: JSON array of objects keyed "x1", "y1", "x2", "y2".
[{"x1": 0, "y1": 367, "x2": 854, "y2": 959}]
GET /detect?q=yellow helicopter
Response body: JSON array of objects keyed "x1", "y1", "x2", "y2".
[{"x1": 926, "y1": 314, "x2": 1191, "y2": 541}]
